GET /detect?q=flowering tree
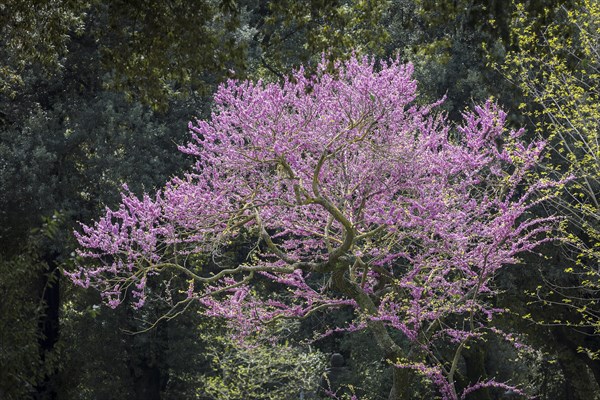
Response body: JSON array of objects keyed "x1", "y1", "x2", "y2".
[{"x1": 68, "y1": 56, "x2": 563, "y2": 399}]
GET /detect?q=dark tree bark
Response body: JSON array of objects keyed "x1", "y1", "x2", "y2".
[
  {"x1": 462, "y1": 343, "x2": 492, "y2": 400},
  {"x1": 553, "y1": 327, "x2": 600, "y2": 400},
  {"x1": 35, "y1": 254, "x2": 60, "y2": 400},
  {"x1": 132, "y1": 359, "x2": 162, "y2": 400},
  {"x1": 330, "y1": 267, "x2": 415, "y2": 400}
]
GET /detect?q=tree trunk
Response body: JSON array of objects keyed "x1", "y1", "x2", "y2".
[
  {"x1": 462, "y1": 343, "x2": 492, "y2": 400},
  {"x1": 132, "y1": 359, "x2": 161, "y2": 400},
  {"x1": 553, "y1": 327, "x2": 600, "y2": 400},
  {"x1": 331, "y1": 267, "x2": 415, "y2": 399},
  {"x1": 388, "y1": 367, "x2": 415, "y2": 400},
  {"x1": 35, "y1": 254, "x2": 60, "y2": 400}
]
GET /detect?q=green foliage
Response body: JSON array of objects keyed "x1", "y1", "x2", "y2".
[
  {"x1": 0, "y1": 224, "x2": 63, "y2": 399},
  {"x1": 248, "y1": 0, "x2": 391, "y2": 79},
  {"x1": 59, "y1": 267, "x2": 215, "y2": 399},
  {"x1": 0, "y1": 88, "x2": 194, "y2": 251},
  {"x1": 0, "y1": 0, "x2": 88, "y2": 96},
  {"x1": 1, "y1": 1, "x2": 393, "y2": 108},
  {"x1": 91, "y1": 0, "x2": 245, "y2": 110},
  {"x1": 0, "y1": 0, "x2": 244, "y2": 109},
  {"x1": 0, "y1": 253, "x2": 45, "y2": 399},
  {"x1": 339, "y1": 330, "x2": 393, "y2": 399},
  {"x1": 385, "y1": 0, "x2": 508, "y2": 119},
  {"x1": 0, "y1": 12, "x2": 207, "y2": 396},
  {"x1": 58, "y1": 293, "x2": 136, "y2": 400},
  {"x1": 499, "y1": 0, "x2": 600, "y2": 347},
  {"x1": 398, "y1": 0, "x2": 568, "y2": 119},
  {"x1": 199, "y1": 320, "x2": 326, "y2": 399}
]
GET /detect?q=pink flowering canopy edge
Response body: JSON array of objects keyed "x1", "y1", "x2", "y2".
[{"x1": 67, "y1": 55, "x2": 564, "y2": 399}]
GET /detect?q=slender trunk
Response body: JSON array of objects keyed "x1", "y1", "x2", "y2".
[
  {"x1": 388, "y1": 367, "x2": 414, "y2": 400},
  {"x1": 35, "y1": 254, "x2": 60, "y2": 400}
]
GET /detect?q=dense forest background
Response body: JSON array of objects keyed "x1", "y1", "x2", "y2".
[{"x1": 0, "y1": 1, "x2": 598, "y2": 399}]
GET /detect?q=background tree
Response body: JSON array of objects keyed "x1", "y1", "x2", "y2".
[
  {"x1": 246, "y1": 0, "x2": 390, "y2": 78},
  {"x1": 396, "y1": 0, "x2": 568, "y2": 119},
  {"x1": 495, "y1": 1, "x2": 600, "y2": 393},
  {"x1": 0, "y1": 0, "x2": 87, "y2": 96},
  {"x1": 0, "y1": 219, "x2": 62, "y2": 400}
]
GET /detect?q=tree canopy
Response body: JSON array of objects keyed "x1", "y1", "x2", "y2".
[{"x1": 69, "y1": 56, "x2": 564, "y2": 399}]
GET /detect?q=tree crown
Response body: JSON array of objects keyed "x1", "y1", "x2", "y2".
[{"x1": 68, "y1": 55, "x2": 564, "y2": 399}]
